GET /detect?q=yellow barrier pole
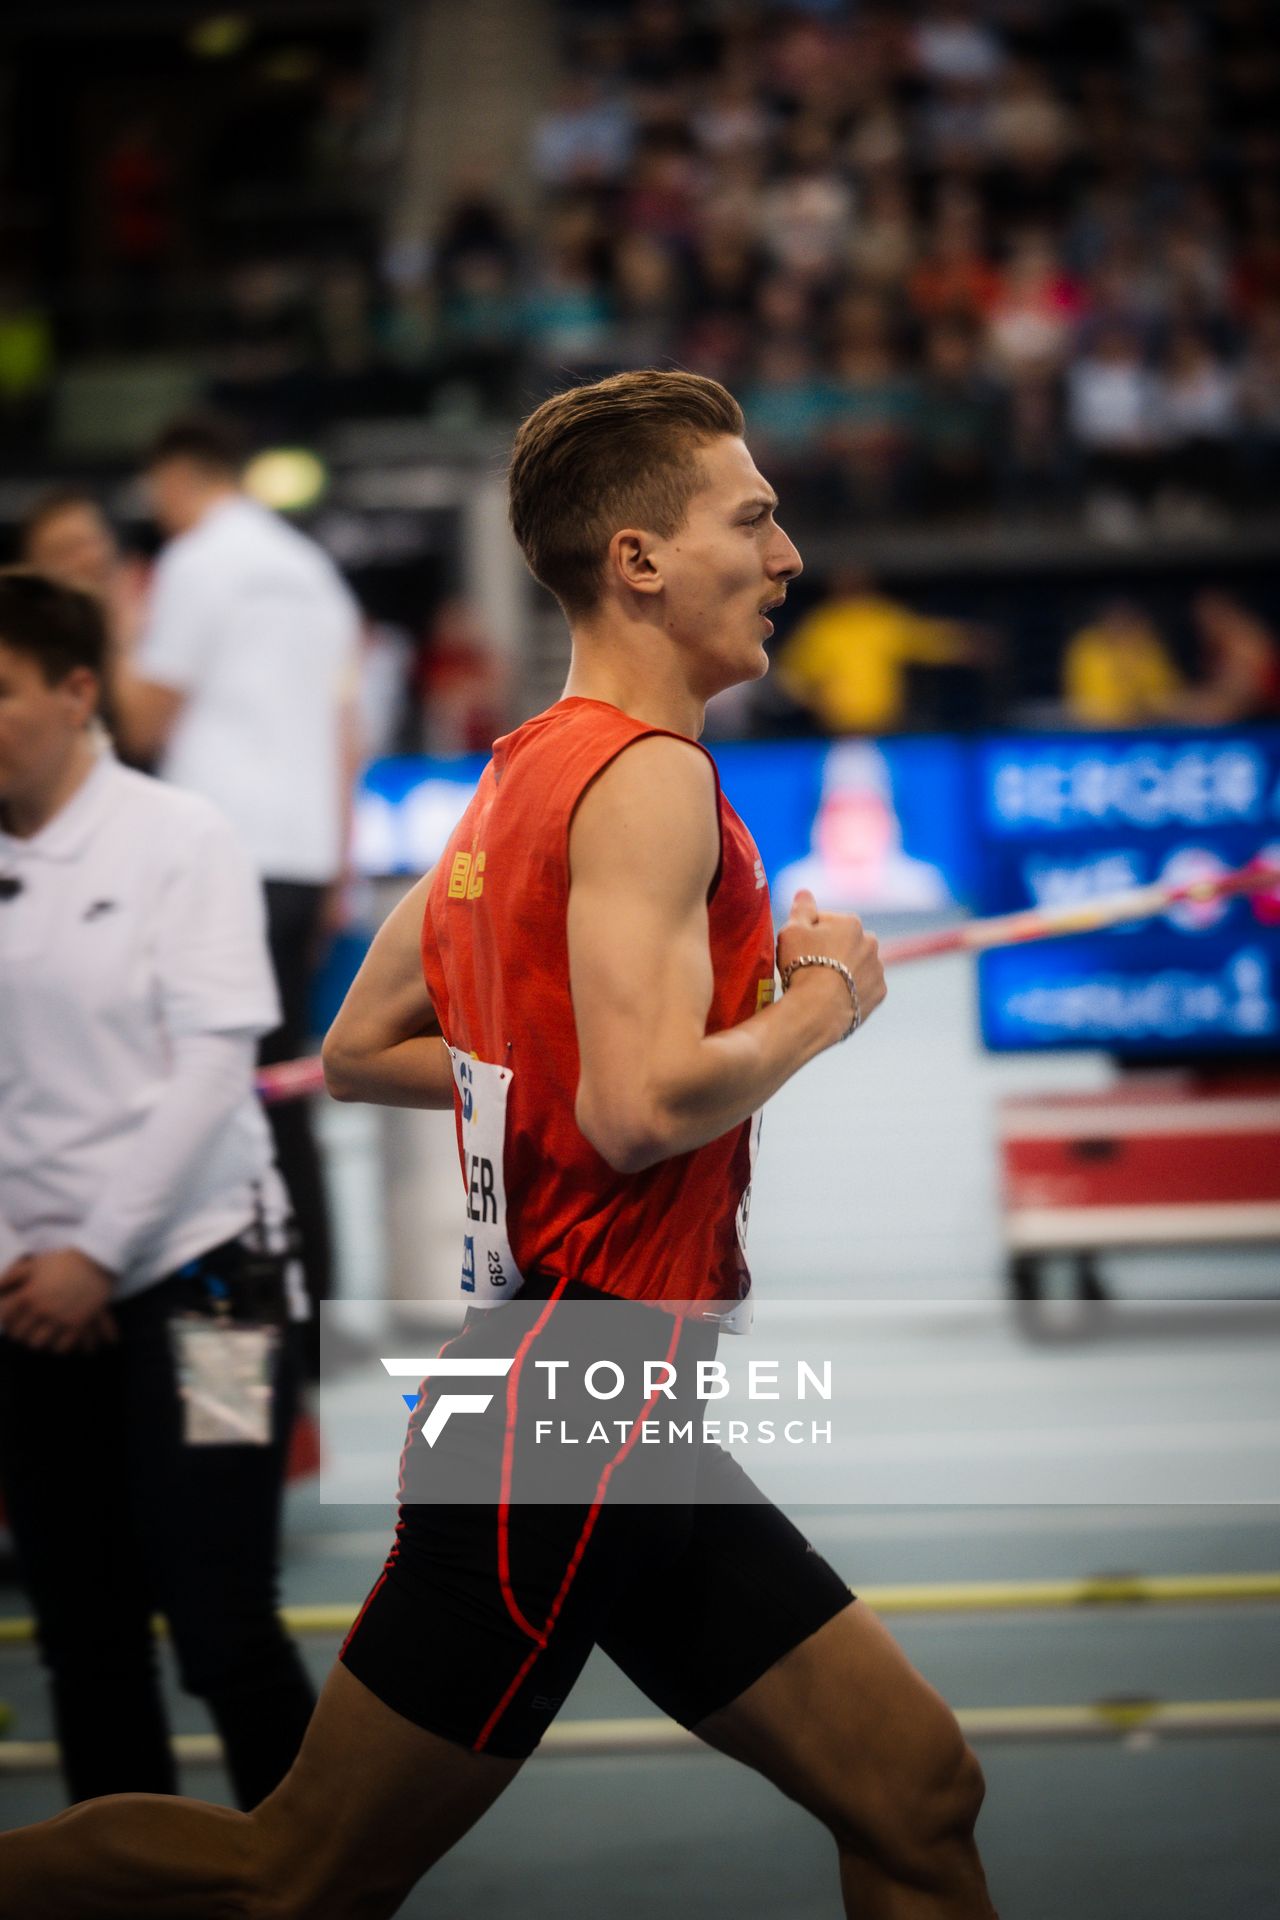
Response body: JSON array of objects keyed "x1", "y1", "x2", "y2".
[
  {"x1": 2, "y1": 1570, "x2": 1279, "y2": 1648},
  {"x1": 1, "y1": 1699, "x2": 1279, "y2": 1773},
  {"x1": 852, "y1": 1571, "x2": 1280, "y2": 1614}
]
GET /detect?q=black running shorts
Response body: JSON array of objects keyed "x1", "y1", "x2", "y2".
[{"x1": 340, "y1": 1280, "x2": 853, "y2": 1760}]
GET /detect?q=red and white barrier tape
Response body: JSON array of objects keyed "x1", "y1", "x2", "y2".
[
  {"x1": 255, "y1": 1055, "x2": 328, "y2": 1104},
  {"x1": 878, "y1": 856, "x2": 1280, "y2": 966},
  {"x1": 254, "y1": 859, "x2": 1280, "y2": 1105}
]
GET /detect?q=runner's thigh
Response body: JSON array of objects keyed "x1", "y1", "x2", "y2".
[{"x1": 597, "y1": 1444, "x2": 852, "y2": 1732}]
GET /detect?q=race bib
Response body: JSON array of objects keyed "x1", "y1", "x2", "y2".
[
  {"x1": 449, "y1": 1048, "x2": 525, "y2": 1304},
  {"x1": 718, "y1": 1105, "x2": 763, "y2": 1336},
  {"x1": 735, "y1": 1106, "x2": 763, "y2": 1260}
]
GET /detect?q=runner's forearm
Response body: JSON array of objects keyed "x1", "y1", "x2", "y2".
[
  {"x1": 583, "y1": 971, "x2": 851, "y2": 1172},
  {"x1": 322, "y1": 1033, "x2": 456, "y2": 1109}
]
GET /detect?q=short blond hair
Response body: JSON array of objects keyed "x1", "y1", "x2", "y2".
[{"x1": 508, "y1": 370, "x2": 744, "y2": 617}]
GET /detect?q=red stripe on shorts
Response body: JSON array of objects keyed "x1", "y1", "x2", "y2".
[
  {"x1": 473, "y1": 1309, "x2": 685, "y2": 1753},
  {"x1": 496, "y1": 1275, "x2": 573, "y2": 1642},
  {"x1": 342, "y1": 1321, "x2": 470, "y2": 1657}
]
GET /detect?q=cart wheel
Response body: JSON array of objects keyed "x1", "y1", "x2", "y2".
[
  {"x1": 1077, "y1": 1255, "x2": 1108, "y2": 1303},
  {"x1": 1009, "y1": 1254, "x2": 1042, "y2": 1302}
]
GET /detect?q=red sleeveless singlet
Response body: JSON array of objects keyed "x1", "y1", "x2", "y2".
[{"x1": 421, "y1": 697, "x2": 776, "y2": 1311}]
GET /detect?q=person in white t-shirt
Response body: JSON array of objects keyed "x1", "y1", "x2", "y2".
[
  {"x1": 0, "y1": 569, "x2": 314, "y2": 1808},
  {"x1": 112, "y1": 416, "x2": 364, "y2": 1344}
]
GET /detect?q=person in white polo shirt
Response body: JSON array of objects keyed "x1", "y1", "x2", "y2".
[
  {"x1": 0, "y1": 569, "x2": 314, "y2": 1808},
  {"x1": 111, "y1": 416, "x2": 363, "y2": 1347}
]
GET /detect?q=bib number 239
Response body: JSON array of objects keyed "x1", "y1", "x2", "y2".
[{"x1": 450, "y1": 1048, "x2": 524, "y2": 1303}]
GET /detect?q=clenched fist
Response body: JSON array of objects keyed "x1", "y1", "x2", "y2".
[{"x1": 777, "y1": 889, "x2": 887, "y2": 1042}]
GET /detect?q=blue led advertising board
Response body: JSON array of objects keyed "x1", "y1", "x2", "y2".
[
  {"x1": 974, "y1": 730, "x2": 1280, "y2": 1057},
  {"x1": 354, "y1": 736, "x2": 975, "y2": 918},
  {"x1": 352, "y1": 730, "x2": 1280, "y2": 1058}
]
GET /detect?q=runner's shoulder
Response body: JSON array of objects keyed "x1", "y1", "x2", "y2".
[
  {"x1": 572, "y1": 732, "x2": 720, "y2": 883},
  {"x1": 594, "y1": 730, "x2": 717, "y2": 808}
]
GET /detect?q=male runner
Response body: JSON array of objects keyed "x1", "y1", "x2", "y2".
[{"x1": 0, "y1": 371, "x2": 996, "y2": 1918}]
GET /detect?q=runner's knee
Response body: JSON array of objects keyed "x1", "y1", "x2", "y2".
[
  {"x1": 833, "y1": 1718, "x2": 986, "y2": 1885},
  {"x1": 236, "y1": 1810, "x2": 310, "y2": 1920},
  {"x1": 239, "y1": 1799, "x2": 418, "y2": 1920},
  {"x1": 241, "y1": 1862, "x2": 412, "y2": 1920}
]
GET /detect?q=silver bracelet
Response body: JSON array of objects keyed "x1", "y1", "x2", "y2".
[{"x1": 780, "y1": 953, "x2": 861, "y2": 1041}]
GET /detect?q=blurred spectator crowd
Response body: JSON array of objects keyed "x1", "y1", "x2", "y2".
[
  {"x1": 507, "y1": 0, "x2": 1280, "y2": 531},
  {"x1": 5, "y1": 2, "x2": 1280, "y2": 758},
  {"x1": 5, "y1": 1, "x2": 1280, "y2": 540}
]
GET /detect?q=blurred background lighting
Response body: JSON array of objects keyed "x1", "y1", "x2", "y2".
[
  {"x1": 243, "y1": 447, "x2": 329, "y2": 512},
  {"x1": 187, "y1": 14, "x2": 251, "y2": 60}
]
